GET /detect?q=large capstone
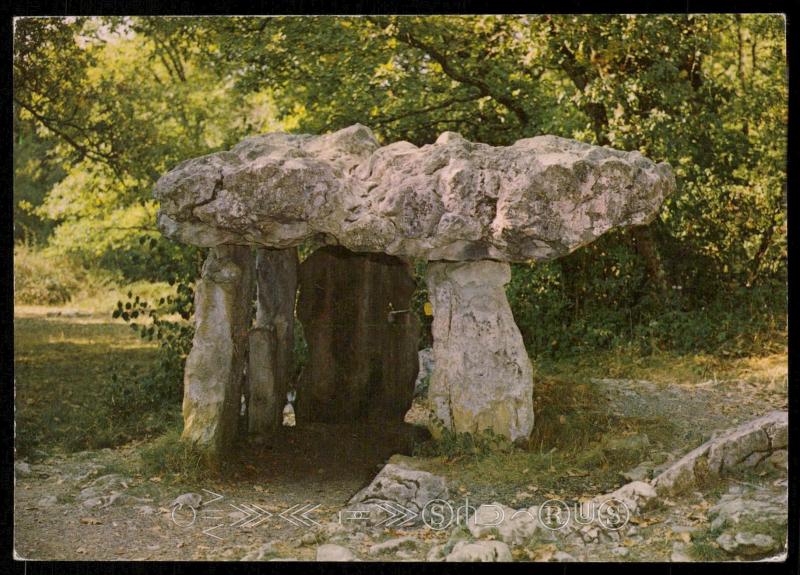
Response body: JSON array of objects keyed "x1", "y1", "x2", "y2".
[
  {"x1": 426, "y1": 260, "x2": 534, "y2": 442},
  {"x1": 155, "y1": 125, "x2": 674, "y2": 262},
  {"x1": 182, "y1": 245, "x2": 254, "y2": 452},
  {"x1": 297, "y1": 246, "x2": 420, "y2": 423}
]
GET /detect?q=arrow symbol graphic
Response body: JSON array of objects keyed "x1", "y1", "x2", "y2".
[
  {"x1": 297, "y1": 503, "x2": 321, "y2": 527},
  {"x1": 201, "y1": 488, "x2": 224, "y2": 506},
  {"x1": 278, "y1": 503, "x2": 305, "y2": 526},
  {"x1": 373, "y1": 502, "x2": 400, "y2": 527},
  {"x1": 241, "y1": 503, "x2": 272, "y2": 528},
  {"x1": 229, "y1": 503, "x2": 255, "y2": 527},
  {"x1": 375, "y1": 501, "x2": 418, "y2": 527},
  {"x1": 229, "y1": 503, "x2": 271, "y2": 528},
  {"x1": 203, "y1": 524, "x2": 224, "y2": 540}
]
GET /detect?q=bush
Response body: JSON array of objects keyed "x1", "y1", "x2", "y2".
[
  {"x1": 13, "y1": 243, "x2": 81, "y2": 305},
  {"x1": 504, "y1": 230, "x2": 786, "y2": 360}
]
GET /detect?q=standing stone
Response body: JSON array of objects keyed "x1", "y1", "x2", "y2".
[
  {"x1": 182, "y1": 245, "x2": 254, "y2": 453},
  {"x1": 247, "y1": 247, "x2": 298, "y2": 439},
  {"x1": 426, "y1": 261, "x2": 533, "y2": 441},
  {"x1": 297, "y1": 246, "x2": 419, "y2": 423}
]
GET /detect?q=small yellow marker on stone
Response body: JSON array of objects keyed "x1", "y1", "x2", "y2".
[{"x1": 423, "y1": 302, "x2": 433, "y2": 316}]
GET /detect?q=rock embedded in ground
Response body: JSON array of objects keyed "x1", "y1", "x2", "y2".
[
  {"x1": 368, "y1": 536, "x2": 419, "y2": 556},
  {"x1": 344, "y1": 463, "x2": 449, "y2": 527},
  {"x1": 36, "y1": 495, "x2": 58, "y2": 507},
  {"x1": 708, "y1": 484, "x2": 787, "y2": 534},
  {"x1": 552, "y1": 551, "x2": 576, "y2": 562},
  {"x1": 652, "y1": 410, "x2": 788, "y2": 496},
  {"x1": 621, "y1": 461, "x2": 655, "y2": 482},
  {"x1": 444, "y1": 540, "x2": 513, "y2": 562},
  {"x1": 670, "y1": 542, "x2": 692, "y2": 562},
  {"x1": 716, "y1": 532, "x2": 778, "y2": 557},
  {"x1": 316, "y1": 543, "x2": 357, "y2": 561}
]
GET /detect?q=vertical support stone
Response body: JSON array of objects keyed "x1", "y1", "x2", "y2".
[
  {"x1": 297, "y1": 246, "x2": 420, "y2": 423},
  {"x1": 247, "y1": 247, "x2": 298, "y2": 439},
  {"x1": 426, "y1": 260, "x2": 534, "y2": 442},
  {"x1": 181, "y1": 245, "x2": 254, "y2": 454}
]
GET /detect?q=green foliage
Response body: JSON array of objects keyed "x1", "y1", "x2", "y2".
[
  {"x1": 108, "y1": 274, "x2": 197, "y2": 417},
  {"x1": 13, "y1": 116, "x2": 64, "y2": 243},
  {"x1": 416, "y1": 419, "x2": 515, "y2": 460},
  {"x1": 410, "y1": 259, "x2": 433, "y2": 349},
  {"x1": 13, "y1": 14, "x2": 787, "y2": 369}
]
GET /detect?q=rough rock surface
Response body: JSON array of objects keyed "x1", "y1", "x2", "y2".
[
  {"x1": 413, "y1": 348, "x2": 435, "y2": 398},
  {"x1": 297, "y1": 246, "x2": 420, "y2": 423},
  {"x1": 344, "y1": 463, "x2": 448, "y2": 527},
  {"x1": 651, "y1": 410, "x2": 787, "y2": 496},
  {"x1": 467, "y1": 502, "x2": 539, "y2": 545},
  {"x1": 426, "y1": 260, "x2": 534, "y2": 440},
  {"x1": 444, "y1": 540, "x2": 513, "y2": 562},
  {"x1": 316, "y1": 543, "x2": 357, "y2": 561},
  {"x1": 155, "y1": 125, "x2": 674, "y2": 262},
  {"x1": 182, "y1": 245, "x2": 254, "y2": 451}
]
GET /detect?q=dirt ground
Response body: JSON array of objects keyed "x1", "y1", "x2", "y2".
[{"x1": 13, "y1": 308, "x2": 788, "y2": 561}]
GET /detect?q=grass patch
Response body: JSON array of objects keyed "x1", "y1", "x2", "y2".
[
  {"x1": 138, "y1": 427, "x2": 220, "y2": 484},
  {"x1": 14, "y1": 312, "x2": 181, "y2": 459},
  {"x1": 536, "y1": 346, "x2": 785, "y2": 386}
]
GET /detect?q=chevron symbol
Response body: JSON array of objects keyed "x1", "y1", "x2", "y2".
[
  {"x1": 279, "y1": 503, "x2": 322, "y2": 527},
  {"x1": 229, "y1": 503, "x2": 272, "y2": 528},
  {"x1": 203, "y1": 524, "x2": 224, "y2": 540},
  {"x1": 373, "y1": 501, "x2": 418, "y2": 527},
  {"x1": 201, "y1": 488, "x2": 224, "y2": 506}
]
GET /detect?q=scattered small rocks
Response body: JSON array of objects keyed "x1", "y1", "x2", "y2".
[
  {"x1": 241, "y1": 542, "x2": 278, "y2": 561},
  {"x1": 466, "y1": 502, "x2": 538, "y2": 546},
  {"x1": 78, "y1": 474, "x2": 130, "y2": 501}
]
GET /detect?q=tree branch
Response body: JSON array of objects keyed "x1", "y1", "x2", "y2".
[
  {"x1": 388, "y1": 22, "x2": 530, "y2": 128},
  {"x1": 371, "y1": 92, "x2": 484, "y2": 127}
]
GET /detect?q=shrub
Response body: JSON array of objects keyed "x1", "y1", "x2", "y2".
[{"x1": 13, "y1": 243, "x2": 81, "y2": 305}]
